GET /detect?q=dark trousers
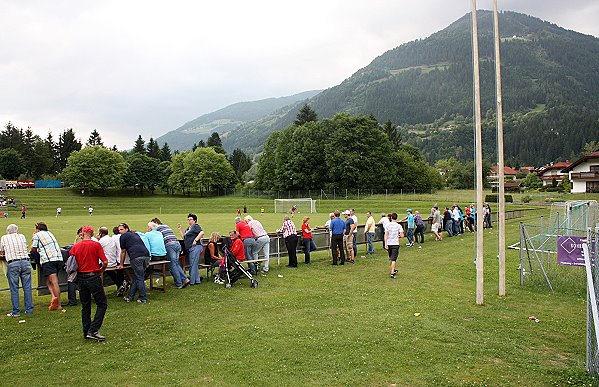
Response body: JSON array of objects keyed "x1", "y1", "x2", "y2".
[
  {"x1": 78, "y1": 274, "x2": 108, "y2": 335},
  {"x1": 415, "y1": 225, "x2": 425, "y2": 243},
  {"x1": 303, "y1": 238, "x2": 316, "y2": 264},
  {"x1": 285, "y1": 234, "x2": 298, "y2": 267},
  {"x1": 331, "y1": 234, "x2": 345, "y2": 265},
  {"x1": 68, "y1": 281, "x2": 78, "y2": 305},
  {"x1": 106, "y1": 269, "x2": 125, "y2": 290}
]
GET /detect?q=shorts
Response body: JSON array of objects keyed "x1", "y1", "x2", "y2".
[
  {"x1": 387, "y1": 245, "x2": 399, "y2": 261},
  {"x1": 42, "y1": 260, "x2": 63, "y2": 278},
  {"x1": 431, "y1": 223, "x2": 439, "y2": 233},
  {"x1": 343, "y1": 235, "x2": 354, "y2": 253}
]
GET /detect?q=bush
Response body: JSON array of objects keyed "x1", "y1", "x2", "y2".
[
  {"x1": 485, "y1": 194, "x2": 513, "y2": 203},
  {"x1": 521, "y1": 195, "x2": 532, "y2": 203}
]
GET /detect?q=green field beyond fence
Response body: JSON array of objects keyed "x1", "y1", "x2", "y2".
[{"x1": 0, "y1": 188, "x2": 597, "y2": 385}]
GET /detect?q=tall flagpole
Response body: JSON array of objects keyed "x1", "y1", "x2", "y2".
[
  {"x1": 493, "y1": 0, "x2": 506, "y2": 297},
  {"x1": 471, "y1": 0, "x2": 484, "y2": 305}
]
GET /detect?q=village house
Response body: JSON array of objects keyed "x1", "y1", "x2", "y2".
[
  {"x1": 561, "y1": 152, "x2": 599, "y2": 193},
  {"x1": 536, "y1": 161, "x2": 570, "y2": 187}
]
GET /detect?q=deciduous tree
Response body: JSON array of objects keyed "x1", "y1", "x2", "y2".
[{"x1": 60, "y1": 146, "x2": 126, "y2": 191}]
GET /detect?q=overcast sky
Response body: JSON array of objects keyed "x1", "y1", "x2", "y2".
[{"x1": 1, "y1": 0, "x2": 598, "y2": 149}]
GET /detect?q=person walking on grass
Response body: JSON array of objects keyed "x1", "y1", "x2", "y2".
[
  {"x1": 31, "y1": 222, "x2": 63, "y2": 311},
  {"x1": 1, "y1": 224, "x2": 33, "y2": 317},
  {"x1": 402, "y1": 209, "x2": 415, "y2": 247},
  {"x1": 384, "y1": 213, "x2": 404, "y2": 279},
  {"x1": 69, "y1": 226, "x2": 108, "y2": 341}
]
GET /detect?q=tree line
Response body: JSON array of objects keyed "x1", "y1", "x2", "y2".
[{"x1": 0, "y1": 122, "x2": 253, "y2": 195}]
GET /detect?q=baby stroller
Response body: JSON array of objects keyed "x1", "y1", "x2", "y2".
[{"x1": 221, "y1": 238, "x2": 258, "y2": 289}]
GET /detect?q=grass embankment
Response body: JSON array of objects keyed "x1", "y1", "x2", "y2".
[{"x1": 0, "y1": 189, "x2": 596, "y2": 385}]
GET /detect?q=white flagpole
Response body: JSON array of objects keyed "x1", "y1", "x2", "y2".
[
  {"x1": 493, "y1": 0, "x2": 506, "y2": 297},
  {"x1": 471, "y1": 0, "x2": 484, "y2": 305}
]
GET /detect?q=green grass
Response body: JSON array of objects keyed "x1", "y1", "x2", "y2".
[{"x1": 0, "y1": 189, "x2": 597, "y2": 385}]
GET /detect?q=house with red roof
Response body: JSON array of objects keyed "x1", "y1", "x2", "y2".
[
  {"x1": 561, "y1": 152, "x2": 599, "y2": 193},
  {"x1": 488, "y1": 165, "x2": 518, "y2": 189},
  {"x1": 536, "y1": 161, "x2": 571, "y2": 187}
]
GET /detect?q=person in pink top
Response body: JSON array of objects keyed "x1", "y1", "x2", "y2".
[{"x1": 244, "y1": 215, "x2": 270, "y2": 273}]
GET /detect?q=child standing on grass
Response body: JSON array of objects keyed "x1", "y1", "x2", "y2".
[{"x1": 384, "y1": 213, "x2": 404, "y2": 279}]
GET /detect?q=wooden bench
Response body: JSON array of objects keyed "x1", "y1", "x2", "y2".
[{"x1": 105, "y1": 259, "x2": 170, "y2": 292}]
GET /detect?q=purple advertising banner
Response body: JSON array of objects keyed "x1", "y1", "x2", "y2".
[{"x1": 557, "y1": 236, "x2": 587, "y2": 266}]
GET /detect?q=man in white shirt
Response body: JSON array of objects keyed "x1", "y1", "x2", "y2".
[
  {"x1": 452, "y1": 205, "x2": 461, "y2": 236},
  {"x1": 384, "y1": 213, "x2": 404, "y2": 279},
  {"x1": 98, "y1": 226, "x2": 126, "y2": 296},
  {"x1": 378, "y1": 213, "x2": 390, "y2": 249}
]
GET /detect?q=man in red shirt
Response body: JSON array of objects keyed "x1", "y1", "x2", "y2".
[{"x1": 69, "y1": 226, "x2": 108, "y2": 342}]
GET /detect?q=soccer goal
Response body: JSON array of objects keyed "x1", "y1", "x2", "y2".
[{"x1": 274, "y1": 198, "x2": 316, "y2": 214}]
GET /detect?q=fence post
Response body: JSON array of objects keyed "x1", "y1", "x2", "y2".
[{"x1": 519, "y1": 222, "x2": 524, "y2": 286}]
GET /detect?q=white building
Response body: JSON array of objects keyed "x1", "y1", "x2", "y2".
[{"x1": 562, "y1": 152, "x2": 599, "y2": 193}]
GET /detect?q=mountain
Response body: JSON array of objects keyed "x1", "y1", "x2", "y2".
[
  {"x1": 156, "y1": 90, "x2": 321, "y2": 151},
  {"x1": 222, "y1": 10, "x2": 599, "y2": 165}
]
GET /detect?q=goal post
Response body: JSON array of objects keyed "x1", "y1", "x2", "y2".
[{"x1": 274, "y1": 198, "x2": 316, "y2": 214}]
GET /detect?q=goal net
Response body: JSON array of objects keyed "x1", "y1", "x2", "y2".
[{"x1": 274, "y1": 198, "x2": 316, "y2": 214}]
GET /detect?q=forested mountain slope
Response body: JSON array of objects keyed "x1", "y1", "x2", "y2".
[
  {"x1": 156, "y1": 90, "x2": 320, "y2": 151},
  {"x1": 224, "y1": 10, "x2": 599, "y2": 165}
]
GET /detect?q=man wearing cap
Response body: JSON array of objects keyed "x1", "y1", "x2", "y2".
[
  {"x1": 402, "y1": 209, "x2": 415, "y2": 247},
  {"x1": 69, "y1": 226, "x2": 108, "y2": 341},
  {"x1": 342, "y1": 210, "x2": 355, "y2": 263}
]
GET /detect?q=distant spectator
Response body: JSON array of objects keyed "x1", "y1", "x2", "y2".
[{"x1": 414, "y1": 211, "x2": 425, "y2": 244}]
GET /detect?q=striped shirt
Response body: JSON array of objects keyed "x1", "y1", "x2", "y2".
[
  {"x1": 278, "y1": 219, "x2": 297, "y2": 238},
  {"x1": 247, "y1": 219, "x2": 267, "y2": 238},
  {"x1": 32, "y1": 230, "x2": 63, "y2": 264},
  {"x1": 0, "y1": 233, "x2": 29, "y2": 261},
  {"x1": 156, "y1": 224, "x2": 178, "y2": 244}
]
